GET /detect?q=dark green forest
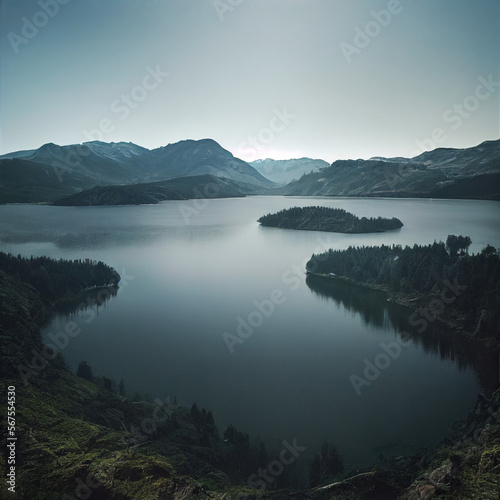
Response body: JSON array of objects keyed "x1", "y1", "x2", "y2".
[
  {"x1": 307, "y1": 236, "x2": 500, "y2": 342},
  {"x1": 1, "y1": 252, "x2": 352, "y2": 498},
  {"x1": 0, "y1": 251, "x2": 120, "y2": 301},
  {"x1": 0, "y1": 252, "x2": 120, "y2": 380},
  {"x1": 258, "y1": 206, "x2": 403, "y2": 233}
]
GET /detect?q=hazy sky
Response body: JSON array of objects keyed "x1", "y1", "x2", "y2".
[{"x1": 1, "y1": 0, "x2": 498, "y2": 162}]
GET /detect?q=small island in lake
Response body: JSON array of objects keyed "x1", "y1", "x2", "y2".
[{"x1": 257, "y1": 206, "x2": 403, "y2": 233}]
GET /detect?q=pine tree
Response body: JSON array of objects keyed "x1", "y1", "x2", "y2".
[
  {"x1": 190, "y1": 403, "x2": 200, "y2": 419},
  {"x1": 118, "y1": 378, "x2": 126, "y2": 396},
  {"x1": 206, "y1": 410, "x2": 215, "y2": 425},
  {"x1": 309, "y1": 454, "x2": 322, "y2": 487},
  {"x1": 76, "y1": 361, "x2": 93, "y2": 381}
]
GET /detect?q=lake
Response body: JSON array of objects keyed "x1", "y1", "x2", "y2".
[{"x1": 1, "y1": 196, "x2": 499, "y2": 469}]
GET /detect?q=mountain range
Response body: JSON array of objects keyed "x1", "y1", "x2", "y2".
[
  {"x1": 0, "y1": 138, "x2": 499, "y2": 204},
  {"x1": 0, "y1": 139, "x2": 272, "y2": 203},
  {"x1": 281, "y1": 139, "x2": 500, "y2": 200},
  {"x1": 251, "y1": 157, "x2": 329, "y2": 185}
]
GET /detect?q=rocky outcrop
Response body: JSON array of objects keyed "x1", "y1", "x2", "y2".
[{"x1": 402, "y1": 389, "x2": 500, "y2": 499}]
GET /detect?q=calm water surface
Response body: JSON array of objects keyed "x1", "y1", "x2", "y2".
[{"x1": 1, "y1": 196, "x2": 499, "y2": 468}]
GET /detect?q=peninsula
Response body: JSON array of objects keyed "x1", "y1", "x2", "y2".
[{"x1": 306, "y1": 237, "x2": 500, "y2": 344}]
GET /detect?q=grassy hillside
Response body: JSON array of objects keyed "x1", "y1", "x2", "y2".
[{"x1": 0, "y1": 158, "x2": 98, "y2": 204}]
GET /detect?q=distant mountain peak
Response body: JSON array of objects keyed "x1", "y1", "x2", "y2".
[
  {"x1": 251, "y1": 157, "x2": 329, "y2": 185},
  {"x1": 39, "y1": 142, "x2": 60, "y2": 150}
]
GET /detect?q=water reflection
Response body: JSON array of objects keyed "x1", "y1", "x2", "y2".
[
  {"x1": 306, "y1": 274, "x2": 499, "y2": 393},
  {"x1": 52, "y1": 285, "x2": 119, "y2": 319}
]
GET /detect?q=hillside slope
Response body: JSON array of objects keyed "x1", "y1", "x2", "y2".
[
  {"x1": 0, "y1": 139, "x2": 272, "y2": 203},
  {"x1": 282, "y1": 139, "x2": 500, "y2": 200},
  {"x1": 52, "y1": 174, "x2": 247, "y2": 206}
]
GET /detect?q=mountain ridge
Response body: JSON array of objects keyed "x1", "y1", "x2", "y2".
[
  {"x1": 1, "y1": 138, "x2": 499, "y2": 203},
  {"x1": 0, "y1": 139, "x2": 273, "y2": 203},
  {"x1": 52, "y1": 174, "x2": 248, "y2": 206},
  {"x1": 281, "y1": 139, "x2": 500, "y2": 200}
]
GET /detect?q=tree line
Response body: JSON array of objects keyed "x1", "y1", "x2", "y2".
[
  {"x1": 75, "y1": 360, "x2": 345, "y2": 490},
  {"x1": 0, "y1": 252, "x2": 120, "y2": 301},
  {"x1": 307, "y1": 236, "x2": 500, "y2": 340}
]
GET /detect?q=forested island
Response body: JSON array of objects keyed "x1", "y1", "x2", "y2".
[
  {"x1": 258, "y1": 206, "x2": 403, "y2": 233},
  {"x1": 306, "y1": 236, "x2": 500, "y2": 344}
]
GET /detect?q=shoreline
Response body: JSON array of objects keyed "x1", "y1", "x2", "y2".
[
  {"x1": 1, "y1": 195, "x2": 500, "y2": 207},
  {"x1": 305, "y1": 271, "x2": 500, "y2": 351}
]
